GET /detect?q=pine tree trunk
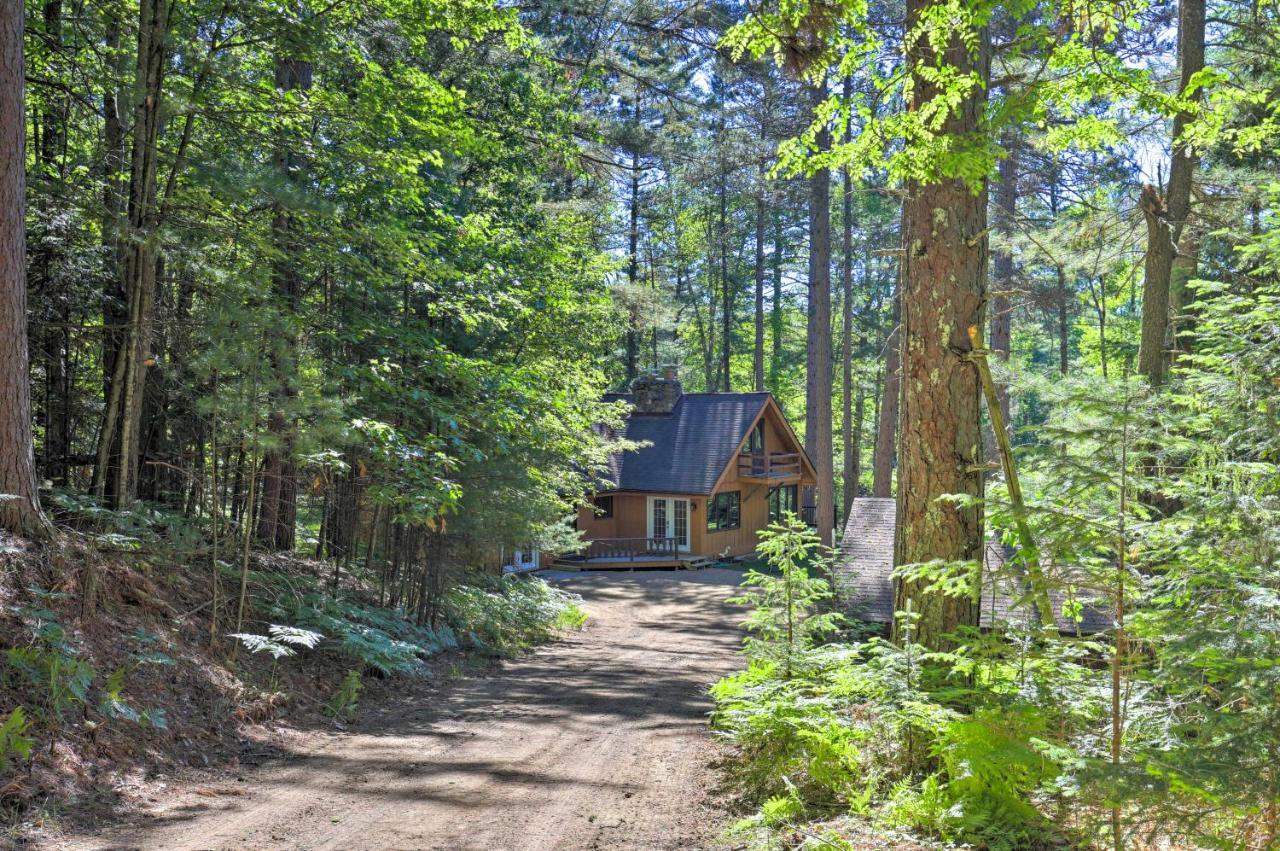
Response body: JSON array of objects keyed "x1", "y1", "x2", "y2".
[
  {"x1": 1166, "y1": 0, "x2": 1205, "y2": 359},
  {"x1": 1137, "y1": 0, "x2": 1205, "y2": 386},
  {"x1": 990, "y1": 141, "x2": 1017, "y2": 426},
  {"x1": 98, "y1": 8, "x2": 126, "y2": 407},
  {"x1": 872, "y1": 289, "x2": 899, "y2": 499},
  {"x1": 95, "y1": 0, "x2": 168, "y2": 507},
  {"x1": 256, "y1": 55, "x2": 312, "y2": 551},
  {"x1": 892, "y1": 0, "x2": 989, "y2": 649},
  {"x1": 719, "y1": 176, "x2": 732, "y2": 391},
  {"x1": 839, "y1": 75, "x2": 856, "y2": 519},
  {"x1": 34, "y1": 0, "x2": 69, "y2": 487},
  {"x1": 804, "y1": 81, "x2": 835, "y2": 548},
  {"x1": 754, "y1": 176, "x2": 766, "y2": 392},
  {"x1": 0, "y1": 0, "x2": 51, "y2": 538},
  {"x1": 624, "y1": 140, "x2": 641, "y2": 383},
  {"x1": 768, "y1": 206, "x2": 784, "y2": 392},
  {"x1": 840, "y1": 189, "x2": 855, "y2": 519},
  {"x1": 1137, "y1": 183, "x2": 1173, "y2": 386}
]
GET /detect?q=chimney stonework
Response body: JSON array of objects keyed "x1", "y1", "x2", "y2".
[{"x1": 631, "y1": 370, "x2": 682, "y2": 414}]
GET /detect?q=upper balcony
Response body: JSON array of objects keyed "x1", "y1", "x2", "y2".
[{"x1": 736, "y1": 451, "x2": 803, "y2": 482}]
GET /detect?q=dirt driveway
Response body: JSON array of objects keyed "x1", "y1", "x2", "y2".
[{"x1": 59, "y1": 568, "x2": 747, "y2": 851}]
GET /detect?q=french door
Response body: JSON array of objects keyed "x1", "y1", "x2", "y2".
[{"x1": 648, "y1": 497, "x2": 690, "y2": 552}]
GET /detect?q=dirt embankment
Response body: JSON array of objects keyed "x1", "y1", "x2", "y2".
[{"x1": 53, "y1": 569, "x2": 748, "y2": 851}]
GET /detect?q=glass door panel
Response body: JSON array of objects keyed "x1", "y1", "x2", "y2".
[{"x1": 673, "y1": 499, "x2": 689, "y2": 550}]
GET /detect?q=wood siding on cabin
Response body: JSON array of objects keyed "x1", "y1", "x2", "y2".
[{"x1": 575, "y1": 398, "x2": 814, "y2": 561}]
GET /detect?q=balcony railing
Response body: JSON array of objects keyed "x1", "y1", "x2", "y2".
[
  {"x1": 737, "y1": 451, "x2": 803, "y2": 480},
  {"x1": 584, "y1": 536, "x2": 679, "y2": 561}
]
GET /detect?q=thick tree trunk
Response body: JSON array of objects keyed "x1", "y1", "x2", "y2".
[
  {"x1": 256, "y1": 55, "x2": 312, "y2": 552},
  {"x1": 1137, "y1": 184, "x2": 1173, "y2": 386},
  {"x1": 892, "y1": 0, "x2": 989, "y2": 649},
  {"x1": 872, "y1": 289, "x2": 899, "y2": 498},
  {"x1": 990, "y1": 141, "x2": 1017, "y2": 427},
  {"x1": 1137, "y1": 0, "x2": 1205, "y2": 385},
  {"x1": 1166, "y1": 0, "x2": 1205, "y2": 359},
  {"x1": 804, "y1": 81, "x2": 835, "y2": 548},
  {"x1": 0, "y1": 0, "x2": 51, "y2": 537},
  {"x1": 754, "y1": 176, "x2": 766, "y2": 391}
]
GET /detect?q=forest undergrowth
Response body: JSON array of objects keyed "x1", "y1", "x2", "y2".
[{"x1": 0, "y1": 499, "x2": 584, "y2": 842}]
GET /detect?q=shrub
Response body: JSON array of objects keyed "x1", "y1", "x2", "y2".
[
  {"x1": 0, "y1": 708, "x2": 33, "y2": 774},
  {"x1": 324, "y1": 671, "x2": 363, "y2": 722},
  {"x1": 442, "y1": 575, "x2": 586, "y2": 657}
]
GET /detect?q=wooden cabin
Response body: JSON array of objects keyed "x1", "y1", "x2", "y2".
[
  {"x1": 556, "y1": 372, "x2": 818, "y2": 569},
  {"x1": 834, "y1": 497, "x2": 1111, "y2": 634}
]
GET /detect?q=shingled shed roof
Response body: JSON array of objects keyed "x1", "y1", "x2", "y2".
[
  {"x1": 597, "y1": 392, "x2": 773, "y2": 495},
  {"x1": 834, "y1": 498, "x2": 1111, "y2": 634},
  {"x1": 833, "y1": 497, "x2": 897, "y2": 623}
]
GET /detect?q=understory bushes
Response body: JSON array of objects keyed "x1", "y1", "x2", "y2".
[
  {"x1": 711, "y1": 512, "x2": 1280, "y2": 850},
  {"x1": 1, "y1": 502, "x2": 587, "y2": 831},
  {"x1": 245, "y1": 562, "x2": 586, "y2": 674},
  {"x1": 713, "y1": 628, "x2": 1082, "y2": 850}
]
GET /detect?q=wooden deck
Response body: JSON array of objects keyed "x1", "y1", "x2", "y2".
[{"x1": 550, "y1": 554, "x2": 717, "y2": 571}]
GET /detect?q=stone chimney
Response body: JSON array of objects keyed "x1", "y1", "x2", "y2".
[{"x1": 631, "y1": 367, "x2": 682, "y2": 414}]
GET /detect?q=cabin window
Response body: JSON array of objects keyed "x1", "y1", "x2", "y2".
[
  {"x1": 745, "y1": 420, "x2": 764, "y2": 454},
  {"x1": 707, "y1": 491, "x2": 741, "y2": 531},
  {"x1": 768, "y1": 484, "x2": 797, "y2": 523},
  {"x1": 593, "y1": 496, "x2": 614, "y2": 518}
]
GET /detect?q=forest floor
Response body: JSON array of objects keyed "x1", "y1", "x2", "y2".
[{"x1": 47, "y1": 568, "x2": 747, "y2": 851}]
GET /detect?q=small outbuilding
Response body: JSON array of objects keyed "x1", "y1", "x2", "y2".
[{"x1": 834, "y1": 497, "x2": 1110, "y2": 634}]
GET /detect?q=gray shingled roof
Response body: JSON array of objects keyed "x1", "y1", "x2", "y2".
[
  {"x1": 834, "y1": 498, "x2": 1111, "y2": 634},
  {"x1": 598, "y1": 392, "x2": 771, "y2": 495}
]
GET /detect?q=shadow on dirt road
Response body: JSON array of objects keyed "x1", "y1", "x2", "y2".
[{"x1": 56, "y1": 568, "x2": 748, "y2": 851}]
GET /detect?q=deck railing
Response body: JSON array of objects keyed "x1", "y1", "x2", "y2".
[
  {"x1": 737, "y1": 451, "x2": 803, "y2": 479},
  {"x1": 585, "y1": 536, "x2": 679, "y2": 560}
]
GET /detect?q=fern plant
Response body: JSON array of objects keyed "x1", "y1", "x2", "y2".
[
  {"x1": 5, "y1": 599, "x2": 93, "y2": 727},
  {"x1": 227, "y1": 624, "x2": 325, "y2": 659},
  {"x1": 0, "y1": 707, "x2": 33, "y2": 775},
  {"x1": 323, "y1": 670, "x2": 363, "y2": 723}
]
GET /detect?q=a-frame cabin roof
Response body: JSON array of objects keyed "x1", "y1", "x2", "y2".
[{"x1": 597, "y1": 391, "x2": 813, "y2": 496}]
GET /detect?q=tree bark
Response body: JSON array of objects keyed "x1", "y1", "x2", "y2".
[
  {"x1": 872, "y1": 288, "x2": 899, "y2": 498},
  {"x1": 839, "y1": 75, "x2": 856, "y2": 520},
  {"x1": 624, "y1": 139, "x2": 640, "y2": 383},
  {"x1": 1137, "y1": 183, "x2": 1172, "y2": 386},
  {"x1": 256, "y1": 55, "x2": 312, "y2": 551},
  {"x1": 1166, "y1": 0, "x2": 1206, "y2": 359},
  {"x1": 754, "y1": 172, "x2": 766, "y2": 391},
  {"x1": 804, "y1": 81, "x2": 835, "y2": 548},
  {"x1": 33, "y1": 0, "x2": 70, "y2": 487},
  {"x1": 990, "y1": 141, "x2": 1017, "y2": 427},
  {"x1": 768, "y1": 206, "x2": 785, "y2": 393},
  {"x1": 96, "y1": 0, "x2": 168, "y2": 508},
  {"x1": 0, "y1": 0, "x2": 52, "y2": 538},
  {"x1": 1137, "y1": 0, "x2": 1205, "y2": 385},
  {"x1": 719, "y1": 173, "x2": 732, "y2": 391},
  {"x1": 892, "y1": 0, "x2": 989, "y2": 649}
]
